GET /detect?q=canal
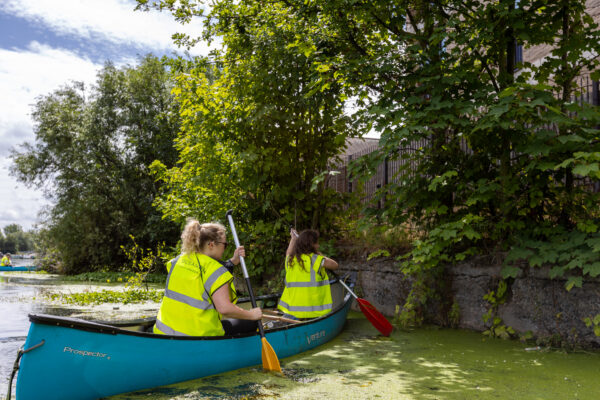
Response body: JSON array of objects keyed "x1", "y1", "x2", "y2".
[{"x1": 2, "y1": 263, "x2": 600, "y2": 399}]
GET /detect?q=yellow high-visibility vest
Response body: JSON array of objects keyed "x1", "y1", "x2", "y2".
[
  {"x1": 0, "y1": 257, "x2": 9, "y2": 266},
  {"x1": 277, "y1": 253, "x2": 333, "y2": 318},
  {"x1": 154, "y1": 253, "x2": 237, "y2": 336}
]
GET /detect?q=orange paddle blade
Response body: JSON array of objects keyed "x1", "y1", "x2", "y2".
[
  {"x1": 261, "y1": 337, "x2": 282, "y2": 373},
  {"x1": 357, "y1": 298, "x2": 393, "y2": 337}
]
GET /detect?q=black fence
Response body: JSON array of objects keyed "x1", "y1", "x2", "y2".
[{"x1": 327, "y1": 76, "x2": 600, "y2": 204}]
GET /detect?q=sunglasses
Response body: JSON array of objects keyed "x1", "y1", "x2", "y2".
[{"x1": 215, "y1": 241, "x2": 228, "y2": 249}]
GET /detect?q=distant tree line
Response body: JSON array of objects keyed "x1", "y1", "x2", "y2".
[{"x1": 0, "y1": 224, "x2": 35, "y2": 253}]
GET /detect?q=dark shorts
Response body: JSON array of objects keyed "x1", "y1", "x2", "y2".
[{"x1": 221, "y1": 318, "x2": 258, "y2": 335}]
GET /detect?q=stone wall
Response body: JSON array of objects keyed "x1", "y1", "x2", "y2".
[{"x1": 339, "y1": 255, "x2": 600, "y2": 347}]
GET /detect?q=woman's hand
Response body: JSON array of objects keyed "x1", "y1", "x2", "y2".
[
  {"x1": 230, "y1": 246, "x2": 245, "y2": 265},
  {"x1": 248, "y1": 307, "x2": 262, "y2": 321}
]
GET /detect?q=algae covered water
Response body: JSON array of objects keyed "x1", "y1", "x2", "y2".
[
  {"x1": 111, "y1": 313, "x2": 600, "y2": 400},
  {"x1": 2, "y1": 271, "x2": 600, "y2": 400}
]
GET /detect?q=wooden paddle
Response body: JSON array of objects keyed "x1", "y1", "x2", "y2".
[
  {"x1": 262, "y1": 314, "x2": 302, "y2": 324},
  {"x1": 226, "y1": 210, "x2": 282, "y2": 374},
  {"x1": 290, "y1": 229, "x2": 393, "y2": 336}
]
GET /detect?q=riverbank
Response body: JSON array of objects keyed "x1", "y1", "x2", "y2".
[{"x1": 340, "y1": 254, "x2": 600, "y2": 348}]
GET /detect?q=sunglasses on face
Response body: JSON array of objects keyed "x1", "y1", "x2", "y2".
[{"x1": 215, "y1": 241, "x2": 228, "y2": 249}]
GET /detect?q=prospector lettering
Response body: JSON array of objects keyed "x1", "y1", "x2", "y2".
[{"x1": 63, "y1": 346, "x2": 108, "y2": 358}]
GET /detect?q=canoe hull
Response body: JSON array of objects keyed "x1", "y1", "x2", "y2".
[
  {"x1": 0, "y1": 266, "x2": 37, "y2": 272},
  {"x1": 15, "y1": 280, "x2": 353, "y2": 399}
]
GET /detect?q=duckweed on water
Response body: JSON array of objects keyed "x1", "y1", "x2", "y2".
[
  {"x1": 47, "y1": 289, "x2": 163, "y2": 305},
  {"x1": 110, "y1": 312, "x2": 600, "y2": 399}
]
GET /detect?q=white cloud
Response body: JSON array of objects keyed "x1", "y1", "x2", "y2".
[
  {"x1": 0, "y1": 42, "x2": 102, "y2": 153},
  {"x1": 0, "y1": 0, "x2": 213, "y2": 231},
  {"x1": 0, "y1": 0, "x2": 208, "y2": 55},
  {"x1": 0, "y1": 42, "x2": 103, "y2": 230},
  {"x1": 0, "y1": 159, "x2": 50, "y2": 231}
]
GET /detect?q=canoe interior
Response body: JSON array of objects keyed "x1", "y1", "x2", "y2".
[{"x1": 27, "y1": 272, "x2": 353, "y2": 338}]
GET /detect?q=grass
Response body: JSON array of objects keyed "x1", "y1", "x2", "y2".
[{"x1": 46, "y1": 288, "x2": 164, "y2": 305}]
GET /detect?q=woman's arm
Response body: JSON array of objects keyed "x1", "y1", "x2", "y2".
[
  {"x1": 286, "y1": 228, "x2": 298, "y2": 256},
  {"x1": 212, "y1": 285, "x2": 262, "y2": 320},
  {"x1": 321, "y1": 256, "x2": 338, "y2": 270}
]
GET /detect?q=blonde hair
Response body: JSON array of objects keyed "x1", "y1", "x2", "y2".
[{"x1": 181, "y1": 219, "x2": 226, "y2": 254}]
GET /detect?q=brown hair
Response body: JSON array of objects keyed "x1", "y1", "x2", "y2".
[
  {"x1": 287, "y1": 229, "x2": 319, "y2": 271},
  {"x1": 181, "y1": 219, "x2": 226, "y2": 254}
]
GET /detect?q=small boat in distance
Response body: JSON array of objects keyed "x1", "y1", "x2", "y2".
[
  {"x1": 0, "y1": 265, "x2": 37, "y2": 272},
  {"x1": 11, "y1": 273, "x2": 356, "y2": 400}
]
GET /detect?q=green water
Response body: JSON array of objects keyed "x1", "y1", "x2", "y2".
[{"x1": 112, "y1": 312, "x2": 600, "y2": 400}]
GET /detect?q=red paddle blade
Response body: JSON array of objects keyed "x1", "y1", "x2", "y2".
[{"x1": 357, "y1": 298, "x2": 393, "y2": 337}]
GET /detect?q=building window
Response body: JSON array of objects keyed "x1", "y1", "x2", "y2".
[{"x1": 515, "y1": 42, "x2": 523, "y2": 65}]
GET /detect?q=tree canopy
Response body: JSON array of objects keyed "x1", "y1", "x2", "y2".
[
  {"x1": 0, "y1": 224, "x2": 35, "y2": 253},
  {"x1": 11, "y1": 55, "x2": 181, "y2": 273},
  {"x1": 145, "y1": 1, "x2": 356, "y2": 277},
  {"x1": 139, "y1": 0, "x2": 600, "y2": 293}
]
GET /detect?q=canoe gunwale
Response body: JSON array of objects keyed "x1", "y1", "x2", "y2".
[{"x1": 26, "y1": 272, "x2": 356, "y2": 341}]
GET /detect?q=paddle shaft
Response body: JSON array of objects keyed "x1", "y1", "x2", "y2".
[
  {"x1": 262, "y1": 314, "x2": 301, "y2": 324},
  {"x1": 333, "y1": 273, "x2": 359, "y2": 300},
  {"x1": 226, "y1": 211, "x2": 266, "y2": 337}
]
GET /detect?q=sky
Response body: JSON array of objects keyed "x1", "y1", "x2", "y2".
[{"x1": 0, "y1": 0, "x2": 210, "y2": 231}]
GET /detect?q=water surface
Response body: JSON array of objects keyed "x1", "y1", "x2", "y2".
[{"x1": 2, "y1": 265, "x2": 599, "y2": 399}]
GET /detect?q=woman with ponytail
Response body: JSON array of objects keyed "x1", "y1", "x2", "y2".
[{"x1": 154, "y1": 219, "x2": 262, "y2": 336}]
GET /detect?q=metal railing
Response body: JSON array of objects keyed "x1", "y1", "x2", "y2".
[{"x1": 327, "y1": 77, "x2": 600, "y2": 204}]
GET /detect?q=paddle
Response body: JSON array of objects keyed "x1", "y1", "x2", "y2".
[
  {"x1": 262, "y1": 314, "x2": 302, "y2": 324},
  {"x1": 290, "y1": 228, "x2": 393, "y2": 337},
  {"x1": 332, "y1": 271, "x2": 393, "y2": 337},
  {"x1": 226, "y1": 210, "x2": 282, "y2": 374}
]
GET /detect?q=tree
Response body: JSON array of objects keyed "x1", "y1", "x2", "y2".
[
  {"x1": 3, "y1": 224, "x2": 23, "y2": 235},
  {"x1": 143, "y1": 1, "x2": 355, "y2": 278},
  {"x1": 0, "y1": 224, "x2": 34, "y2": 253},
  {"x1": 11, "y1": 55, "x2": 181, "y2": 273}
]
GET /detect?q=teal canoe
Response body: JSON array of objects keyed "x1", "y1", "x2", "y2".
[
  {"x1": 0, "y1": 266, "x2": 37, "y2": 272},
  {"x1": 11, "y1": 273, "x2": 356, "y2": 400}
]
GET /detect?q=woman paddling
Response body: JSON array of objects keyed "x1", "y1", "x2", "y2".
[
  {"x1": 1, "y1": 253, "x2": 12, "y2": 267},
  {"x1": 278, "y1": 228, "x2": 339, "y2": 320},
  {"x1": 154, "y1": 220, "x2": 262, "y2": 336}
]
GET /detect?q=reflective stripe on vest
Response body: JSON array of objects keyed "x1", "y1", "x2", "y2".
[
  {"x1": 154, "y1": 253, "x2": 234, "y2": 336},
  {"x1": 154, "y1": 319, "x2": 189, "y2": 336},
  {"x1": 204, "y1": 266, "x2": 230, "y2": 294},
  {"x1": 283, "y1": 254, "x2": 335, "y2": 288},
  {"x1": 163, "y1": 255, "x2": 214, "y2": 311},
  {"x1": 277, "y1": 253, "x2": 333, "y2": 318},
  {"x1": 277, "y1": 300, "x2": 332, "y2": 312}
]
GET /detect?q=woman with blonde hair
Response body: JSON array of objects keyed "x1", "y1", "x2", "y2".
[{"x1": 154, "y1": 220, "x2": 261, "y2": 336}]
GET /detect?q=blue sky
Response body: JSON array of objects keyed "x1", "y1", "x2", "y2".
[{"x1": 0, "y1": 0, "x2": 210, "y2": 231}]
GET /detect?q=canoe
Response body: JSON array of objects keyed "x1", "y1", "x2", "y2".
[
  {"x1": 12, "y1": 273, "x2": 356, "y2": 400},
  {"x1": 0, "y1": 265, "x2": 37, "y2": 272}
]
